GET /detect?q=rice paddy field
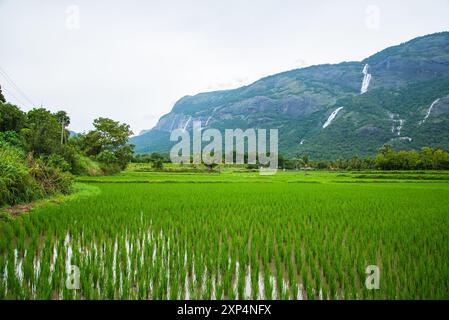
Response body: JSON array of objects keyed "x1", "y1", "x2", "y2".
[{"x1": 1, "y1": 169, "x2": 449, "y2": 300}]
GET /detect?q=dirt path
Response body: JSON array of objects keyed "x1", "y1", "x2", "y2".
[{"x1": 4, "y1": 203, "x2": 35, "y2": 216}]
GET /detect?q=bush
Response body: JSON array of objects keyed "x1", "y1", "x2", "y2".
[
  {"x1": 47, "y1": 154, "x2": 71, "y2": 172},
  {"x1": 29, "y1": 156, "x2": 73, "y2": 196},
  {"x1": 152, "y1": 159, "x2": 164, "y2": 170},
  {"x1": 99, "y1": 162, "x2": 122, "y2": 175},
  {"x1": 0, "y1": 145, "x2": 43, "y2": 207},
  {"x1": 0, "y1": 131, "x2": 25, "y2": 148},
  {"x1": 73, "y1": 155, "x2": 103, "y2": 176}
]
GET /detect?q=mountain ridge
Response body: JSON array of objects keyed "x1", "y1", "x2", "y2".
[{"x1": 131, "y1": 32, "x2": 449, "y2": 158}]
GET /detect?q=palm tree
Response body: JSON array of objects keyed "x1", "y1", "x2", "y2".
[{"x1": 55, "y1": 111, "x2": 70, "y2": 145}]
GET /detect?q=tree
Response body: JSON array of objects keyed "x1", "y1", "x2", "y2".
[
  {"x1": 0, "y1": 102, "x2": 26, "y2": 132},
  {"x1": 78, "y1": 130, "x2": 103, "y2": 157},
  {"x1": 302, "y1": 154, "x2": 310, "y2": 167},
  {"x1": 420, "y1": 147, "x2": 434, "y2": 169},
  {"x1": 316, "y1": 160, "x2": 329, "y2": 169},
  {"x1": 149, "y1": 152, "x2": 164, "y2": 162},
  {"x1": 433, "y1": 148, "x2": 449, "y2": 170},
  {"x1": 378, "y1": 144, "x2": 394, "y2": 156},
  {"x1": 55, "y1": 111, "x2": 70, "y2": 145},
  {"x1": 375, "y1": 144, "x2": 395, "y2": 170},
  {"x1": 152, "y1": 159, "x2": 164, "y2": 170},
  {"x1": 23, "y1": 108, "x2": 61, "y2": 156},
  {"x1": 0, "y1": 85, "x2": 5, "y2": 103},
  {"x1": 79, "y1": 117, "x2": 134, "y2": 170}
]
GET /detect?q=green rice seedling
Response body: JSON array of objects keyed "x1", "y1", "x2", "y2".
[{"x1": 1, "y1": 171, "x2": 449, "y2": 299}]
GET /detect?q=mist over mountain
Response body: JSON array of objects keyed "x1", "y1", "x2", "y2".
[{"x1": 131, "y1": 32, "x2": 449, "y2": 159}]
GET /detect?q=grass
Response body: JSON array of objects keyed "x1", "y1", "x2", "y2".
[{"x1": 0, "y1": 169, "x2": 448, "y2": 299}]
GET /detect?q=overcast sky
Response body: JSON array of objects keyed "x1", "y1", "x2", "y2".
[{"x1": 1, "y1": 0, "x2": 449, "y2": 135}]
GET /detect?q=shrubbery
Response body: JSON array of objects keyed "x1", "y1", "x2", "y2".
[
  {"x1": 0, "y1": 100, "x2": 134, "y2": 207},
  {"x1": 28, "y1": 155, "x2": 73, "y2": 196},
  {"x1": 0, "y1": 145, "x2": 42, "y2": 206},
  {"x1": 0, "y1": 145, "x2": 75, "y2": 207}
]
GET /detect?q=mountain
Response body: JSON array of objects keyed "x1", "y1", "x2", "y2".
[
  {"x1": 69, "y1": 130, "x2": 79, "y2": 138},
  {"x1": 131, "y1": 32, "x2": 449, "y2": 159}
]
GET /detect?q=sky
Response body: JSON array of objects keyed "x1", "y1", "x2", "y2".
[{"x1": 1, "y1": 0, "x2": 449, "y2": 135}]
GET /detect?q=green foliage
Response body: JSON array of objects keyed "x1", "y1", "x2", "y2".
[
  {"x1": 0, "y1": 211, "x2": 13, "y2": 222},
  {"x1": 72, "y1": 154, "x2": 103, "y2": 176},
  {"x1": 131, "y1": 152, "x2": 169, "y2": 164},
  {"x1": 0, "y1": 102, "x2": 26, "y2": 132},
  {"x1": 0, "y1": 85, "x2": 5, "y2": 103},
  {"x1": 0, "y1": 102, "x2": 136, "y2": 207},
  {"x1": 375, "y1": 145, "x2": 449, "y2": 170},
  {"x1": 0, "y1": 145, "x2": 42, "y2": 206},
  {"x1": 55, "y1": 110, "x2": 71, "y2": 144},
  {"x1": 0, "y1": 130, "x2": 25, "y2": 148},
  {"x1": 28, "y1": 156, "x2": 73, "y2": 196},
  {"x1": 46, "y1": 154, "x2": 71, "y2": 172},
  {"x1": 152, "y1": 159, "x2": 164, "y2": 170},
  {"x1": 77, "y1": 117, "x2": 134, "y2": 171},
  {"x1": 22, "y1": 108, "x2": 61, "y2": 156}
]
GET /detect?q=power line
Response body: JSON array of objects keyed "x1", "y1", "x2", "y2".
[
  {"x1": 1, "y1": 85, "x2": 32, "y2": 109},
  {"x1": 0, "y1": 66, "x2": 36, "y2": 106},
  {"x1": 0, "y1": 65, "x2": 37, "y2": 107}
]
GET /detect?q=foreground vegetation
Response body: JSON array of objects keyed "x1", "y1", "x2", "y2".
[
  {"x1": 1, "y1": 170, "x2": 448, "y2": 300},
  {"x1": 0, "y1": 100, "x2": 134, "y2": 207}
]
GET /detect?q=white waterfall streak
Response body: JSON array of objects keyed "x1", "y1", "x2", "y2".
[
  {"x1": 396, "y1": 119, "x2": 403, "y2": 136},
  {"x1": 390, "y1": 113, "x2": 404, "y2": 136},
  {"x1": 421, "y1": 98, "x2": 440, "y2": 124},
  {"x1": 322, "y1": 107, "x2": 344, "y2": 129},
  {"x1": 360, "y1": 64, "x2": 372, "y2": 94},
  {"x1": 205, "y1": 116, "x2": 212, "y2": 126},
  {"x1": 182, "y1": 116, "x2": 192, "y2": 131}
]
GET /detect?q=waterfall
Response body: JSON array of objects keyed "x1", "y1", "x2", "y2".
[
  {"x1": 322, "y1": 107, "x2": 344, "y2": 129},
  {"x1": 169, "y1": 118, "x2": 176, "y2": 131},
  {"x1": 182, "y1": 116, "x2": 192, "y2": 131},
  {"x1": 420, "y1": 98, "x2": 440, "y2": 124},
  {"x1": 389, "y1": 113, "x2": 404, "y2": 136},
  {"x1": 360, "y1": 64, "x2": 372, "y2": 94}
]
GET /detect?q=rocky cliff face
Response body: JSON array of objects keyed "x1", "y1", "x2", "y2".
[{"x1": 131, "y1": 32, "x2": 449, "y2": 158}]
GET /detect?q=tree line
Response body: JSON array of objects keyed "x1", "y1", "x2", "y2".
[
  {"x1": 134, "y1": 146, "x2": 449, "y2": 172},
  {"x1": 0, "y1": 100, "x2": 134, "y2": 207},
  {"x1": 278, "y1": 145, "x2": 449, "y2": 170}
]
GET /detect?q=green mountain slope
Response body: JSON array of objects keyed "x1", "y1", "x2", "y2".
[{"x1": 131, "y1": 32, "x2": 449, "y2": 159}]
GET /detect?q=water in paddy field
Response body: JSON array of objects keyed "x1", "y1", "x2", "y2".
[{"x1": 0, "y1": 229, "x2": 330, "y2": 300}]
